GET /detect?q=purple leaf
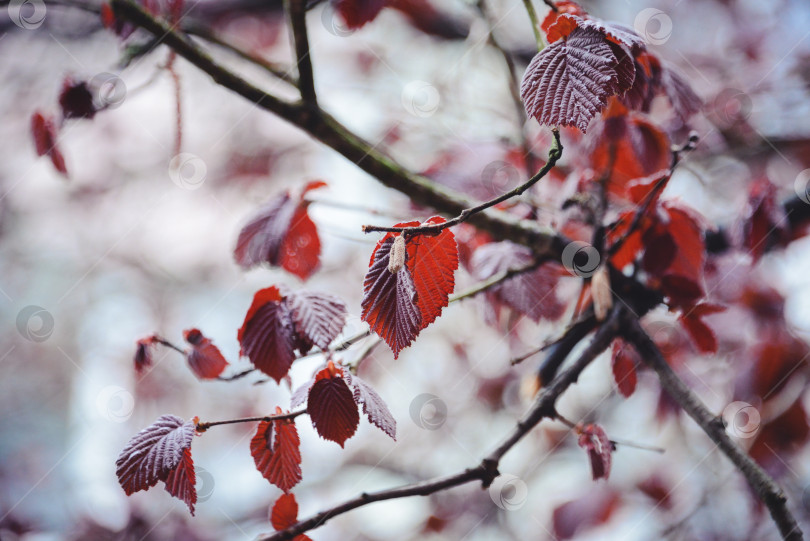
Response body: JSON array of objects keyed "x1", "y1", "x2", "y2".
[
  {"x1": 350, "y1": 374, "x2": 396, "y2": 440},
  {"x1": 521, "y1": 27, "x2": 622, "y2": 132}
]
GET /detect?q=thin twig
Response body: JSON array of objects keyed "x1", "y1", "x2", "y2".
[
  {"x1": 362, "y1": 129, "x2": 562, "y2": 236},
  {"x1": 153, "y1": 336, "x2": 185, "y2": 354},
  {"x1": 196, "y1": 409, "x2": 307, "y2": 432},
  {"x1": 622, "y1": 313, "x2": 803, "y2": 541},
  {"x1": 285, "y1": 0, "x2": 317, "y2": 104},
  {"x1": 449, "y1": 261, "x2": 540, "y2": 303},
  {"x1": 183, "y1": 23, "x2": 298, "y2": 85}
]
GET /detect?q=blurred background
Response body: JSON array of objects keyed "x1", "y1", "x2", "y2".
[{"x1": 2, "y1": 0, "x2": 810, "y2": 539}]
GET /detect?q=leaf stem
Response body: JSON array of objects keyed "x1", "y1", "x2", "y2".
[{"x1": 522, "y1": 0, "x2": 547, "y2": 52}]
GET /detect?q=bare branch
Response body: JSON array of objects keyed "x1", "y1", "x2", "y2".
[
  {"x1": 622, "y1": 314, "x2": 803, "y2": 541},
  {"x1": 285, "y1": 0, "x2": 317, "y2": 104},
  {"x1": 195, "y1": 408, "x2": 307, "y2": 432},
  {"x1": 108, "y1": 0, "x2": 570, "y2": 263}
]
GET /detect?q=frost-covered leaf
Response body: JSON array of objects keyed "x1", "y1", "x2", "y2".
[
  {"x1": 115, "y1": 415, "x2": 197, "y2": 498},
  {"x1": 183, "y1": 328, "x2": 229, "y2": 379},
  {"x1": 521, "y1": 27, "x2": 623, "y2": 132},
  {"x1": 350, "y1": 375, "x2": 396, "y2": 440},
  {"x1": 250, "y1": 410, "x2": 302, "y2": 493},
  {"x1": 286, "y1": 290, "x2": 347, "y2": 352}
]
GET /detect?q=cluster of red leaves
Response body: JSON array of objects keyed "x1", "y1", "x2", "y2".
[
  {"x1": 269, "y1": 493, "x2": 311, "y2": 541},
  {"x1": 609, "y1": 201, "x2": 707, "y2": 309},
  {"x1": 238, "y1": 285, "x2": 347, "y2": 383},
  {"x1": 522, "y1": 1, "x2": 699, "y2": 132},
  {"x1": 292, "y1": 361, "x2": 396, "y2": 446},
  {"x1": 361, "y1": 217, "x2": 458, "y2": 357},
  {"x1": 584, "y1": 98, "x2": 671, "y2": 200},
  {"x1": 576, "y1": 423, "x2": 613, "y2": 481},
  {"x1": 115, "y1": 415, "x2": 199, "y2": 514},
  {"x1": 234, "y1": 181, "x2": 326, "y2": 280}
]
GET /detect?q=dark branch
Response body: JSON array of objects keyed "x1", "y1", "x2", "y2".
[
  {"x1": 285, "y1": 0, "x2": 317, "y2": 104},
  {"x1": 108, "y1": 0, "x2": 570, "y2": 264},
  {"x1": 362, "y1": 130, "x2": 562, "y2": 236},
  {"x1": 622, "y1": 313, "x2": 803, "y2": 541}
]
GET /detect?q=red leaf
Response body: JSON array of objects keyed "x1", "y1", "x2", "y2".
[
  {"x1": 116, "y1": 415, "x2": 197, "y2": 497},
  {"x1": 470, "y1": 242, "x2": 566, "y2": 322},
  {"x1": 134, "y1": 336, "x2": 157, "y2": 374},
  {"x1": 234, "y1": 183, "x2": 326, "y2": 280},
  {"x1": 59, "y1": 77, "x2": 97, "y2": 120},
  {"x1": 332, "y1": 0, "x2": 386, "y2": 30},
  {"x1": 307, "y1": 367, "x2": 360, "y2": 447},
  {"x1": 660, "y1": 275, "x2": 703, "y2": 308},
  {"x1": 521, "y1": 27, "x2": 628, "y2": 132},
  {"x1": 30, "y1": 111, "x2": 68, "y2": 177},
  {"x1": 742, "y1": 177, "x2": 787, "y2": 262},
  {"x1": 163, "y1": 447, "x2": 197, "y2": 515},
  {"x1": 238, "y1": 287, "x2": 296, "y2": 383},
  {"x1": 553, "y1": 488, "x2": 621, "y2": 540},
  {"x1": 577, "y1": 423, "x2": 612, "y2": 481},
  {"x1": 611, "y1": 339, "x2": 638, "y2": 398},
  {"x1": 541, "y1": 2, "x2": 586, "y2": 43},
  {"x1": 361, "y1": 236, "x2": 423, "y2": 357},
  {"x1": 349, "y1": 374, "x2": 396, "y2": 440},
  {"x1": 250, "y1": 411, "x2": 302, "y2": 493},
  {"x1": 285, "y1": 290, "x2": 348, "y2": 352},
  {"x1": 404, "y1": 217, "x2": 458, "y2": 329},
  {"x1": 660, "y1": 64, "x2": 702, "y2": 121},
  {"x1": 678, "y1": 304, "x2": 723, "y2": 354},
  {"x1": 279, "y1": 205, "x2": 322, "y2": 280},
  {"x1": 270, "y1": 493, "x2": 299, "y2": 530},
  {"x1": 183, "y1": 328, "x2": 229, "y2": 379}
]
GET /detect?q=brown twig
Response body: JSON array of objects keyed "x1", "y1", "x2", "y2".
[
  {"x1": 195, "y1": 409, "x2": 307, "y2": 432},
  {"x1": 622, "y1": 313, "x2": 803, "y2": 541},
  {"x1": 362, "y1": 129, "x2": 562, "y2": 236},
  {"x1": 285, "y1": 0, "x2": 317, "y2": 104}
]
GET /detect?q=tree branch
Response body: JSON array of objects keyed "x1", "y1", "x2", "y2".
[
  {"x1": 195, "y1": 408, "x2": 307, "y2": 432},
  {"x1": 285, "y1": 0, "x2": 316, "y2": 104},
  {"x1": 362, "y1": 129, "x2": 562, "y2": 236},
  {"x1": 261, "y1": 308, "x2": 622, "y2": 540},
  {"x1": 621, "y1": 314, "x2": 803, "y2": 541},
  {"x1": 109, "y1": 0, "x2": 570, "y2": 263}
]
